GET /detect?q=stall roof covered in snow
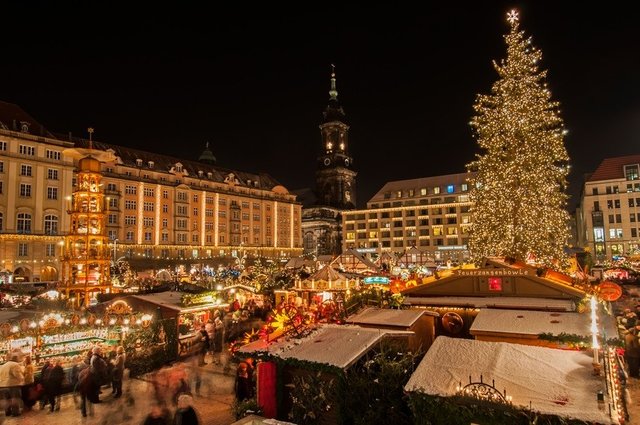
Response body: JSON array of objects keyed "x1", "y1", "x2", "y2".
[
  {"x1": 405, "y1": 337, "x2": 612, "y2": 424},
  {"x1": 403, "y1": 296, "x2": 575, "y2": 311},
  {"x1": 348, "y1": 307, "x2": 438, "y2": 328},
  {"x1": 470, "y1": 308, "x2": 619, "y2": 339},
  {"x1": 237, "y1": 324, "x2": 413, "y2": 370},
  {"x1": 131, "y1": 292, "x2": 228, "y2": 312}
]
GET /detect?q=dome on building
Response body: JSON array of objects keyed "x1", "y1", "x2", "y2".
[
  {"x1": 198, "y1": 142, "x2": 217, "y2": 165},
  {"x1": 78, "y1": 155, "x2": 101, "y2": 172}
]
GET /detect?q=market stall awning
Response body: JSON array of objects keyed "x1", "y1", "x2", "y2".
[
  {"x1": 405, "y1": 336, "x2": 612, "y2": 424},
  {"x1": 131, "y1": 292, "x2": 228, "y2": 313}
]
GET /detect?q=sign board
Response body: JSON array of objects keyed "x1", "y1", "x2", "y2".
[
  {"x1": 356, "y1": 248, "x2": 378, "y2": 253},
  {"x1": 598, "y1": 281, "x2": 623, "y2": 302},
  {"x1": 363, "y1": 276, "x2": 390, "y2": 285},
  {"x1": 437, "y1": 245, "x2": 468, "y2": 251},
  {"x1": 456, "y1": 268, "x2": 530, "y2": 276}
]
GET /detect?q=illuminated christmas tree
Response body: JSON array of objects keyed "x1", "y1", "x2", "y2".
[{"x1": 467, "y1": 10, "x2": 570, "y2": 267}]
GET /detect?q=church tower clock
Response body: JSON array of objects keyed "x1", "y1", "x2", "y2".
[{"x1": 316, "y1": 66, "x2": 357, "y2": 209}]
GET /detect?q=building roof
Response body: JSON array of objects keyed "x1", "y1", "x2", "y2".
[
  {"x1": 403, "y1": 296, "x2": 575, "y2": 311},
  {"x1": 587, "y1": 155, "x2": 640, "y2": 182},
  {"x1": 309, "y1": 265, "x2": 347, "y2": 282},
  {"x1": 131, "y1": 291, "x2": 227, "y2": 312},
  {"x1": 0, "y1": 100, "x2": 54, "y2": 138},
  {"x1": 469, "y1": 308, "x2": 619, "y2": 338},
  {"x1": 348, "y1": 307, "x2": 437, "y2": 328},
  {"x1": 367, "y1": 172, "x2": 473, "y2": 204},
  {"x1": 73, "y1": 138, "x2": 288, "y2": 192},
  {"x1": 405, "y1": 337, "x2": 612, "y2": 424},
  {"x1": 330, "y1": 249, "x2": 380, "y2": 274},
  {"x1": 237, "y1": 324, "x2": 412, "y2": 369}
]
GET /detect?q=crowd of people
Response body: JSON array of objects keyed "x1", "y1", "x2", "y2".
[
  {"x1": 619, "y1": 305, "x2": 640, "y2": 378},
  {"x1": 0, "y1": 344, "x2": 126, "y2": 418}
]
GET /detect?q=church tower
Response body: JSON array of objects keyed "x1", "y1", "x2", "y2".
[{"x1": 316, "y1": 66, "x2": 357, "y2": 209}]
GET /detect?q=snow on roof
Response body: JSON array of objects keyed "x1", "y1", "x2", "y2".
[
  {"x1": 132, "y1": 292, "x2": 227, "y2": 312},
  {"x1": 348, "y1": 307, "x2": 438, "y2": 328},
  {"x1": 405, "y1": 337, "x2": 612, "y2": 424},
  {"x1": 237, "y1": 324, "x2": 413, "y2": 370},
  {"x1": 470, "y1": 308, "x2": 619, "y2": 339},
  {"x1": 404, "y1": 296, "x2": 575, "y2": 311}
]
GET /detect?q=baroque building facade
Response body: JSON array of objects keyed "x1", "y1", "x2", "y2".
[
  {"x1": 298, "y1": 68, "x2": 357, "y2": 257},
  {"x1": 342, "y1": 172, "x2": 474, "y2": 263},
  {"x1": 0, "y1": 101, "x2": 302, "y2": 283}
]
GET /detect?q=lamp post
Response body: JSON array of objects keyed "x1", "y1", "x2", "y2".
[{"x1": 112, "y1": 238, "x2": 119, "y2": 264}]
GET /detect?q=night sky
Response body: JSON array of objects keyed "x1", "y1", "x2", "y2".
[{"x1": 2, "y1": 2, "x2": 639, "y2": 210}]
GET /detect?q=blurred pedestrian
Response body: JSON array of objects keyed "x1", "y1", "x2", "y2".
[
  {"x1": 111, "y1": 345, "x2": 126, "y2": 398},
  {"x1": 173, "y1": 393, "x2": 199, "y2": 425},
  {"x1": 234, "y1": 362, "x2": 250, "y2": 402},
  {"x1": 198, "y1": 325, "x2": 209, "y2": 366},
  {"x1": 21, "y1": 355, "x2": 35, "y2": 411},
  {"x1": 0, "y1": 354, "x2": 24, "y2": 417},
  {"x1": 45, "y1": 359, "x2": 65, "y2": 412},
  {"x1": 625, "y1": 327, "x2": 640, "y2": 378},
  {"x1": 143, "y1": 402, "x2": 171, "y2": 425},
  {"x1": 38, "y1": 360, "x2": 51, "y2": 410}
]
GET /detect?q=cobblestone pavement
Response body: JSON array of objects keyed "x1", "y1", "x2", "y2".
[{"x1": 0, "y1": 359, "x2": 237, "y2": 425}]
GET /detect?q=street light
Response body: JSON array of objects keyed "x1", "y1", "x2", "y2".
[{"x1": 112, "y1": 238, "x2": 118, "y2": 263}]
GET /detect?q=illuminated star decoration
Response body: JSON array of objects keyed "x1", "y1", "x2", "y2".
[{"x1": 507, "y1": 9, "x2": 519, "y2": 25}]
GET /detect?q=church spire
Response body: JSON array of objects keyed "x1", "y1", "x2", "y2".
[
  {"x1": 329, "y1": 64, "x2": 338, "y2": 100},
  {"x1": 323, "y1": 64, "x2": 345, "y2": 124}
]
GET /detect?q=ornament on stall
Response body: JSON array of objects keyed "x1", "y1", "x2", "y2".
[
  {"x1": 106, "y1": 300, "x2": 133, "y2": 315},
  {"x1": 0, "y1": 323, "x2": 10, "y2": 337},
  {"x1": 87, "y1": 314, "x2": 96, "y2": 326},
  {"x1": 19, "y1": 319, "x2": 30, "y2": 332}
]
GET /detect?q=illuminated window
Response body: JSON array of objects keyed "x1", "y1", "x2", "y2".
[
  {"x1": 447, "y1": 185, "x2": 454, "y2": 194},
  {"x1": 433, "y1": 187, "x2": 441, "y2": 195},
  {"x1": 488, "y1": 277, "x2": 502, "y2": 291},
  {"x1": 625, "y1": 165, "x2": 639, "y2": 181}
]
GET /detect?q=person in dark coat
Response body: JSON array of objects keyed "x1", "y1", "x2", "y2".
[
  {"x1": 234, "y1": 362, "x2": 251, "y2": 402},
  {"x1": 45, "y1": 360, "x2": 65, "y2": 412},
  {"x1": 173, "y1": 394, "x2": 199, "y2": 425},
  {"x1": 198, "y1": 325, "x2": 209, "y2": 366},
  {"x1": 38, "y1": 360, "x2": 52, "y2": 410},
  {"x1": 625, "y1": 327, "x2": 640, "y2": 378}
]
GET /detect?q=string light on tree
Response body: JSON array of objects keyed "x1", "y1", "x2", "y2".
[{"x1": 466, "y1": 9, "x2": 570, "y2": 268}]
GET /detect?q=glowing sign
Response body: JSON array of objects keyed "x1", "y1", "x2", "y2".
[
  {"x1": 363, "y1": 277, "x2": 390, "y2": 285},
  {"x1": 488, "y1": 277, "x2": 503, "y2": 291}
]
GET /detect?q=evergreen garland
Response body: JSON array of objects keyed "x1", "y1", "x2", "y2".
[{"x1": 407, "y1": 393, "x2": 591, "y2": 425}]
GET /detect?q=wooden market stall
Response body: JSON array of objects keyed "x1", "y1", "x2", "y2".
[
  {"x1": 237, "y1": 324, "x2": 413, "y2": 423},
  {"x1": 0, "y1": 304, "x2": 152, "y2": 376},
  {"x1": 401, "y1": 258, "x2": 587, "y2": 339},
  {"x1": 405, "y1": 336, "x2": 620, "y2": 424},
  {"x1": 108, "y1": 291, "x2": 228, "y2": 358}
]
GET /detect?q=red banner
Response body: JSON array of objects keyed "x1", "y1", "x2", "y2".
[{"x1": 257, "y1": 361, "x2": 277, "y2": 418}]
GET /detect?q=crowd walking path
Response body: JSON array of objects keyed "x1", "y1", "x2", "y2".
[{"x1": 1, "y1": 359, "x2": 236, "y2": 425}]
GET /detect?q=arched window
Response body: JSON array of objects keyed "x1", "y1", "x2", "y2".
[
  {"x1": 44, "y1": 215, "x2": 58, "y2": 235},
  {"x1": 17, "y1": 213, "x2": 31, "y2": 234}
]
